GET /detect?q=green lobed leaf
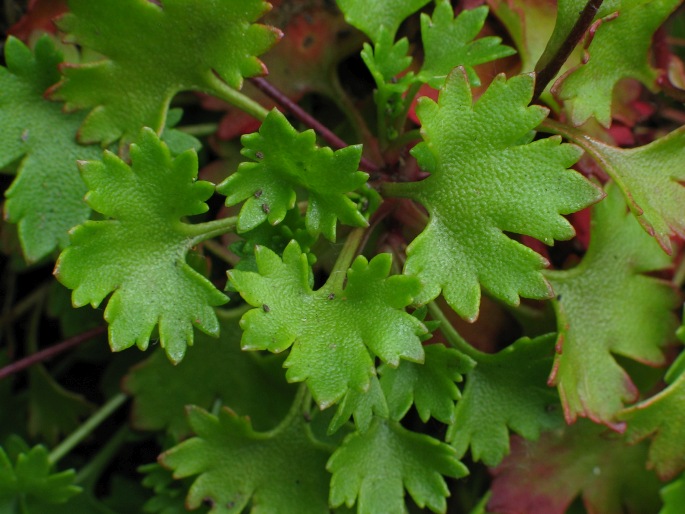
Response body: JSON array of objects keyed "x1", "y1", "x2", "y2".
[
  {"x1": 489, "y1": 420, "x2": 662, "y2": 514},
  {"x1": 228, "y1": 240, "x2": 427, "y2": 412},
  {"x1": 659, "y1": 473, "x2": 685, "y2": 514},
  {"x1": 618, "y1": 360, "x2": 685, "y2": 480},
  {"x1": 579, "y1": 126, "x2": 685, "y2": 254},
  {"x1": 447, "y1": 334, "x2": 563, "y2": 467},
  {"x1": 396, "y1": 68, "x2": 601, "y2": 320},
  {"x1": 419, "y1": 2, "x2": 516, "y2": 87},
  {"x1": 336, "y1": 0, "x2": 432, "y2": 42},
  {"x1": 0, "y1": 35, "x2": 101, "y2": 262},
  {"x1": 328, "y1": 376, "x2": 388, "y2": 435},
  {"x1": 51, "y1": 0, "x2": 281, "y2": 146},
  {"x1": 545, "y1": 183, "x2": 679, "y2": 428},
  {"x1": 380, "y1": 343, "x2": 475, "y2": 424},
  {"x1": 328, "y1": 417, "x2": 468, "y2": 513},
  {"x1": 124, "y1": 314, "x2": 295, "y2": 439},
  {"x1": 140, "y1": 463, "x2": 209, "y2": 514},
  {"x1": 160, "y1": 397, "x2": 332, "y2": 514},
  {"x1": 0, "y1": 445, "x2": 81, "y2": 511},
  {"x1": 54, "y1": 128, "x2": 228, "y2": 364},
  {"x1": 218, "y1": 109, "x2": 369, "y2": 241},
  {"x1": 555, "y1": 0, "x2": 681, "y2": 126}
]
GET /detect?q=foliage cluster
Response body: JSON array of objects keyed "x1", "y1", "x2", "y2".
[{"x1": 2, "y1": 0, "x2": 685, "y2": 512}]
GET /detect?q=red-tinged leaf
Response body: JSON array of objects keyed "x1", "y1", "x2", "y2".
[
  {"x1": 577, "y1": 126, "x2": 685, "y2": 254},
  {"x1": 618, "y1": 359, "x2": 685, "y2": 480},
  {"x1": 554, "y1": 0, "x2": 681, "y2": 127},
  {"x1": 545, "y1": 183, "x2": 679, "y2": 428},
  {"x1": 489, "y1": 421, "x2": 662, "y2": 514},
  {"x1": 7, "y1": 0, "x2": 68, "y2": 41}
]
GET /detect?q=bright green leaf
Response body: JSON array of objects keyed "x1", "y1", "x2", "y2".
[
  {"x1": 380, "y1": 344, "x2": 474, "y2": 424},
  {"x1": 396, "y1": 68, "x2": 601, "y2": 320},
  {"x1": 218, "y1": 109, "x2": 369, "y2": 241},
  {"x1": 51, "y1": 0, "x2": 281, "y2": 145},
  {"x1": 336, "y1": 0, "x2": 431, "y2": 42},
  {"x1": 160, "y1": 397, "x2": 332, "y2": 514},
  {"x1": 618, "y1": 361, "x2": 685, "y2": 480},
  {"x1": 328, "y1": 376, "x2": 388, "y2": 434},
  {"x1": 229, "y1": 240, "x2": 427, "y2": 412},
  {"x1": 124, "y1": 314, "x2": 295, "y2": 439},
  {"x1": 55, "y1": 128, "x2": 228, "y2": 363},
  {"x1": 0, "y1": 36, "x2": 101, "y2": 262},
  {"x1": 0, "y1": 445, "x2": 81, "y2": 512},
  {"x1": 420, "y1": 2, "x2": 516, "y2": 87},
  {"x1": 546, "y1": 183, "x2": 678, "y2": 428},
  {"x1": 328, "y1": 417, "x2": 468, "y2": 513},
  {"x1": 555, "y1": 0, "x2": 681, "y2": 126},
  {"x1": 447, "y1": 334, "x2": 562, "y2": 467},
  {"x1": 579, "y1": 126, "x2": 685, "y2": 254}
]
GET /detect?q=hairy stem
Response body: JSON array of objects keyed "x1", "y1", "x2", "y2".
[
  {"x1": 204, "y1": 73, "x2": 269, "y2": 121},
  {"x1": 533, "y1": 0, "x2": 604, "y2": 102},
  {"x1": 0, "y1": 326, "x2": 106, "y2": 380},
  {"x1": 48, "y1": 393, "x2": 128, "y2": 465},
  {"x1": 250, "y1": 77, "x2": 380, "y2": 173}
]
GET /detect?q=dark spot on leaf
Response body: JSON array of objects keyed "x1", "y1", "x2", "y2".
[
  {"x1": 328, "y1": 293, "x2": 335, "y2": 300},
  {"x1": 262, "y1": 304, "x2": 270, "y2": 313},
  {"x1": 556, "y1": 294, "x2": 562, "y2": 301},
  {"x1": 262, "y1": 203, "x2": 270, "y2": 214},
  {"x1": 202, "y1": 497, "x2": 215, "y2": 507},
  {"x1": 255, "y1": 151, "x2": 264, "y2": 159},
  {"x1": 254, "y1": 189, "x2": 263, "y2": 198}
]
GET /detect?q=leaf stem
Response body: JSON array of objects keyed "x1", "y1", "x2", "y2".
[
  {"x1": 204, "y1": 73, "x2": 269, "y2": 121},
  {"x1": 0, "y1": 326, "x2": 106, "y2": 380},
  {"x1": 203, "y1": 239, "x2": 240, "y2": 267},
  {"x1": 250, "y1": 77, "x2": 380, "y2": 174},
  {"x1": 185, "y1": 215, "x2": 238, "y2": 245},
  {"x1": 325, "y1": 227, "x2": 366, "y2": 292},
  {"x1": 380, "y1": 180, "x2": 422, "y2": 199},
  {"x1": 394, "y1": 79, "x2": 422, "y2": 137},
  {"x1": 177, "y1": 123, "x2": 219, "y2": 137},
  {"x1": 48, "y1": 393, "x2": 128, "y2": 465},
  {"x1": 533, "y1": 0, "x2": 605, "y2": 101},
  {"x1": 75, "y1": 426, "x2": 131, "y2": 487},
  {"x1": 426, "y1": 301, "x2": 489, "y2": 361}
]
